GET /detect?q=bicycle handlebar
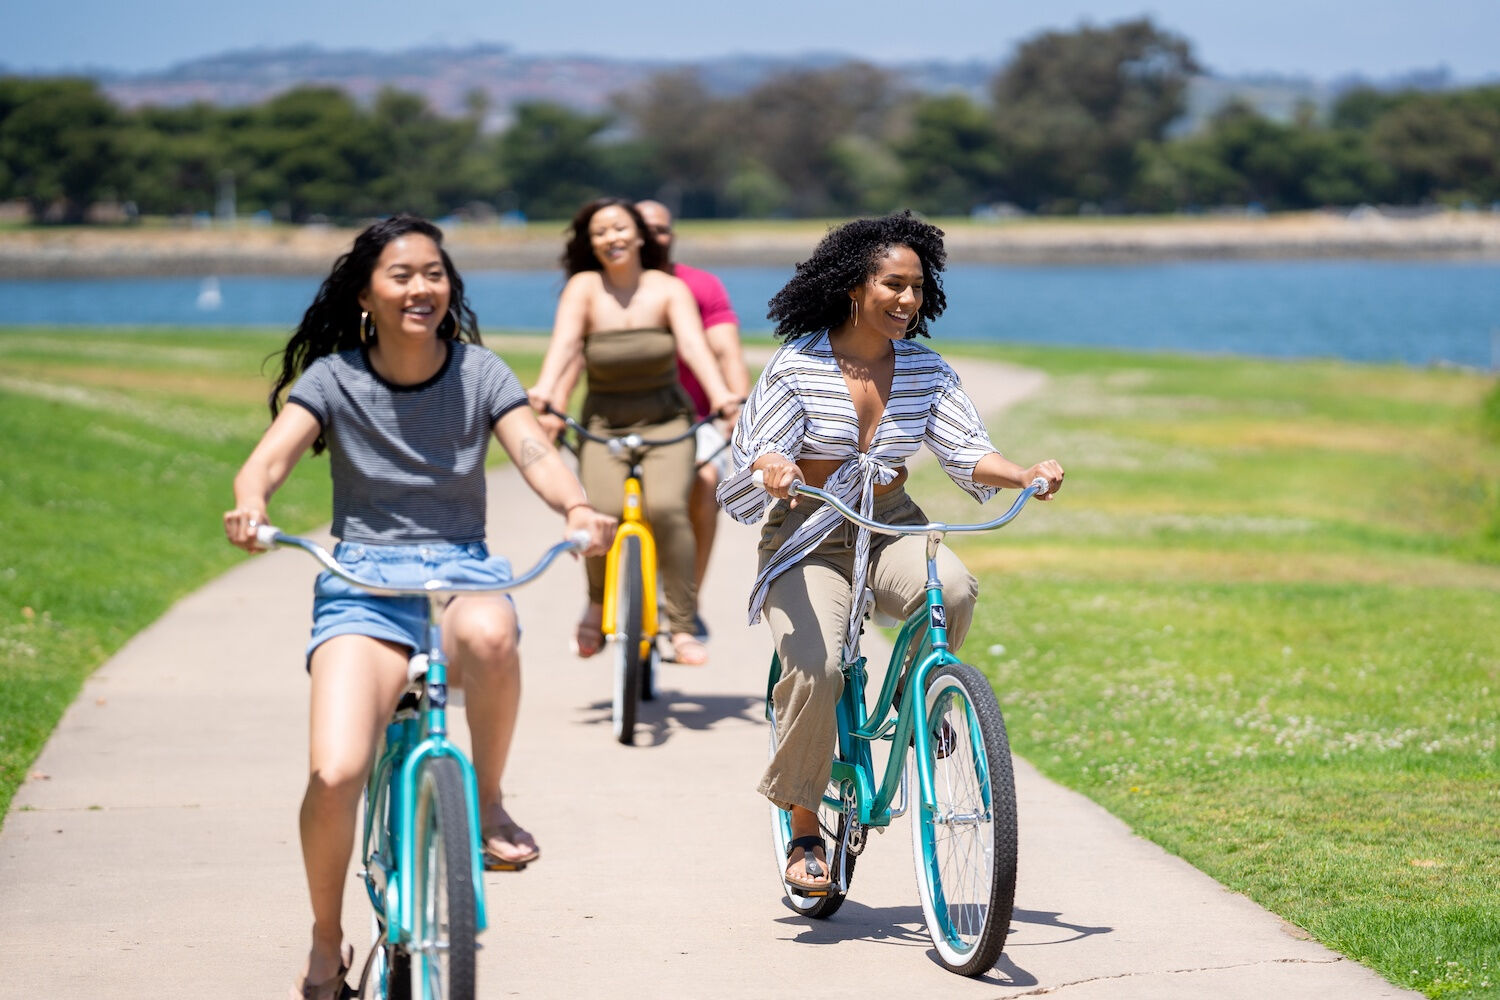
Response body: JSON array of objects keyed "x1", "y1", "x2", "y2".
[
  {"x1": 542, "y1": 401, "x2": 734, "y2": 452},
  {"x1": 749, "y1": 470, "x2": 1050, "y2": 537},
  {"x1": 252, "y1": 525, "x2": 589, "y2": 598}
]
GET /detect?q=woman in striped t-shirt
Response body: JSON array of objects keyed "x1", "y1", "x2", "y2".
[
  {"x1": 716, "y1": 212, "x2": 1065, "y2": 896},
  {"x1": 223, "y1": 216, "x2": 616, "y2": 999}
]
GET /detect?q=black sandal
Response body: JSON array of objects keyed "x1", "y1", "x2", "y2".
[{"x1": 784, "y1": 834, "x2": 832, "y2": 897}]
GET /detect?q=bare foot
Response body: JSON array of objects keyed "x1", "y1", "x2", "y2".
[
  {"x1": 571, "y1": 602, "x2": 603, "y2": 658},
  {"x1": 671, "y1": 632, "x2": 708, "y2": 666}
]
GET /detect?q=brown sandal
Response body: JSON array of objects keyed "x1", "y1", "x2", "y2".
[
  {"x1": 290, "y1": 943, "x2": 353, "y2": 1000},
  {"x1": 784, "y1": 835, "x2": 832, "y2": 897},
  {"x1": 482, "y1": 820, "x2": 540, "y2": 871}
]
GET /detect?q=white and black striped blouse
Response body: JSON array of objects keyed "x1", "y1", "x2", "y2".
[{"x1": 716, "y1": 330, "x2": 999, "y2": 651}]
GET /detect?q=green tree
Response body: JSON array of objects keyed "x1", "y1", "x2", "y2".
[
  {"x1": 0, "y1": 77, "x2": 122, "y2": 223},
  {"x1": 1369, "y1": 87, "x2": 1500, "y2": 204},
  {"x1": 117, "y1": 102, "x2": 233, "y2": 216},
  {"x1": 496, "y1": 102, "x2": 613, "y2": 220},
  {"x1": 991, "y1": 18, "x2": 1198, "y2": 211},
  {"x1": 228, "y1": 87, "x2": 384, "y2": 222},
  {"x1": 736, "y1": 62, "x2": 904, "y2": 216},
  {"x1": 613, "y1": 70, "x2": 733, "y2": 217},
  {"x1": 897, "y1": 93, "x2": 1006, "y2": 215},
  {"x1": 366, "y1": 88, "x2": 497, "y2": 218}
]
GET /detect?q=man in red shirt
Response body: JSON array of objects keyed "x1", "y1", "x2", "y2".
[{"x1": 637, "y1": 200, "x2": 750, "y2": 638}]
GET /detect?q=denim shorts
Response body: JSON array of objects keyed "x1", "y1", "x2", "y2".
[{"x1": 307, "y1": 541, "x2": 515, "y2": 667}]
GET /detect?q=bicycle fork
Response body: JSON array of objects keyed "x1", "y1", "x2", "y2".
[{"x1": 910, "y1": 531, "x2": 953, "y2": 819}]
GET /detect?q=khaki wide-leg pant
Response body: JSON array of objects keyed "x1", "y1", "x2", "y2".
[{"x1": 756, "y1": 489, "x2": 979, "y2": 813}]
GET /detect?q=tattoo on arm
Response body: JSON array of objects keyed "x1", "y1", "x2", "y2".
[{"x1": 517, "y1": 437, "x2": 549, "y2": 469}]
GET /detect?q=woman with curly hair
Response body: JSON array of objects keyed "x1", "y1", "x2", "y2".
[
  {"x1": 717, "y1": 211, "x2": 1065, "y2": 896},
  {"x1": 529, "y1": 197, "x2": 740, "y2": 666},
  {"x1": 223, "y1": 215, "x2": 616, "y2": 998}
]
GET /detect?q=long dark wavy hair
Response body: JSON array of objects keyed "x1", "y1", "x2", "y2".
[
  {"x1": 560, "y1": 197, "x2": 668, "y2": 276},
  {"x1": 268, "y1": 214, "x2": 480, "y2": 453},
  {"x1": 767, "y1": 211, "x2": 947, "y2": 342}
]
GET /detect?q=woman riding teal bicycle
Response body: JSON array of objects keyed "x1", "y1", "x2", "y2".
[
  {"x1": 717, "y1": 212, "x2": 1064, "y2": 896},
  {"x1": 223, "y1": 215, "x2": 614, "y2": 999}
]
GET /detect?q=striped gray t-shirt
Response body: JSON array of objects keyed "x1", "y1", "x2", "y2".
[{"x1": 287, "y1": 342, "x2": 528, "y2": 544}]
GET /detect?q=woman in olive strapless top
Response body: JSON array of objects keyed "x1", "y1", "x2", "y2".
[{"x1": 529, "y1": 198, "x2": 740, "y2": 666}]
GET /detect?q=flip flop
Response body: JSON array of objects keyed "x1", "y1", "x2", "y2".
[
  {"x1": 291, "y1": 943, "x2": 354, "y2": 1000},
  {"x1": 482, "y1": 821, "x2": 540, "y2": 871},
  {"x1": 783, "y1": 835, "x2": 832, "y2": 897}
]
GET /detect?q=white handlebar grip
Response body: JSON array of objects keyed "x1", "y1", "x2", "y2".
[
  {"x1": 254, "y1": 523, "x2": 281, "y2": 547},
  {"x1": 1029, "y1": 476, "x2": 1051, "y2": 495},
  {"x1": 567, "y1": 529, "x2": 592, "y2": 548},
  {"x1": 751, "y1": 468, "x2": 803, "y2": 495}
]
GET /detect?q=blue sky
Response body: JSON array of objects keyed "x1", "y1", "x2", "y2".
[{"x1": 4, "y1": 0, "x2": 1497, "y2": 80}]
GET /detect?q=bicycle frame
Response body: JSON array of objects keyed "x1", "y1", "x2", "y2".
[
  {"x1": 546, "y1": 403, "x2": 726, "y2": 659},
  {"x1": 761, "y1": 476, "x2": 1048, "y2": 836},
  {"x1": 363, "y1": 596, "x2": 489, "y2": 944},
  {"x1": 254, "y1": 527, "x2": 586, "y2": 953}
]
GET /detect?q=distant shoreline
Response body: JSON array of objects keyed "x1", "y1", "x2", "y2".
[{"x1": 3, "y1": 210, "x2": 1499, "y2": 278}]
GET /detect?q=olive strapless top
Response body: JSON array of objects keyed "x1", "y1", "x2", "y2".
[
  {"x1": 582, "y1": 326, "x2": 691, "y2": 430},
  {"x1": 584, "y1": 327, "x2": 678, "y2": 393}
]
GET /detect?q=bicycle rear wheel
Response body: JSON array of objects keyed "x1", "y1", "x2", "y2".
[
  {"x1": 766, "y1": 699, "x2": 856, "y2": 918},
  {"x1": 910, "y1": 662, "x2": 1017, "y2": 976},
  {"x1": 409, "y1": 756, "x2": 477, "y2": 1000},
  {"x1": 611, "y1": 536, "x2": 646, "y2": 745}
]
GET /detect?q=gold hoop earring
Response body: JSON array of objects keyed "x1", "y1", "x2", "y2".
[
  {"x1": 906, "y1": 312, "x2": 920, "y2": 333},
  {"x1": 360, "y1": 310, "x2": 375, "y2": 345},
  {"x1": 850, "y1": 299, "x2": 860, "y2": 327}
]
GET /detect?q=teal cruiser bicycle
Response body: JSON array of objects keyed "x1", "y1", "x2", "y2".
[
  {"x1": 254, "y1": 524, "x2": 588, "y2": 1000},
  {"x1": 754, "y1": 471, "x2": 1051, "y2": 977}
]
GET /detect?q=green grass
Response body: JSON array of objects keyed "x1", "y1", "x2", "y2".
[
  {"x1": 3, "y1": 329, "x2": 1497, "y2": 997},
  {"x1": 909, "y1": 344, "x2": 1500, "y2": 999},
  {"x1": 0, "y1": 326, "x2": 547, "y2": 820}
]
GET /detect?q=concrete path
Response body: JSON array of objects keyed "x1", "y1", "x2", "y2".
[{"x1": 0, "y1": 356, "x2": 1416, "y2": 999}]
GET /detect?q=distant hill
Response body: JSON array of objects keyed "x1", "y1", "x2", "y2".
[{"x1": 74, "y1": 44, "x2": 1463, "y2": 134}]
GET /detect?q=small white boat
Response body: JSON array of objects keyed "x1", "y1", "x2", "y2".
[{"x1": 196, "y1": 276, "x2": 223, "y2": 311}]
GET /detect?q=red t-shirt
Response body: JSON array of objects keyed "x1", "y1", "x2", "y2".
[{"x1": 672, "y1": 261, "x2": 739, "y2": 417}]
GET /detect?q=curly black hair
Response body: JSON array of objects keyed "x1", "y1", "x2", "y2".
[
  {"x1": 268, "y1": 214, "x2": 480, "y2": 454},
  {"x1": 767, "y1": 211, "x2": 947, "y2": 342},
  {"x1": 560, "y1": 197, "x2": 668, "y2": 276}
]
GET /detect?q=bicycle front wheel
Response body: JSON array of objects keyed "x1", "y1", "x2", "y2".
[
  {"x1": 611, "y1": 535, "x2": 645, "y2": 746},
  {"x1": 910, "y1": 662, "x2": 1017, "y2": 976},
  {"x1": 409, "y1": 756, "x2": 477, "y2": 1000}
]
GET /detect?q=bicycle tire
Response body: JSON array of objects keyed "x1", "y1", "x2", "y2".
[
  {"x1": 766, "y1": 700, "x2": 855, "y2": 918},
  {"x1": 611, "y1": 536, "x2": 645, "y2": 746},
  {"x1": 639, "y1": 644, "x2": 657, "y2": 702},
  {"x1": 910, "y1": 662, "x2": 1017, "y2": 976},
  {"x1": 408, "y1": 756, "x2": 477, "y2": 1000}
]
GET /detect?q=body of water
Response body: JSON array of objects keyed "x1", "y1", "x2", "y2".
[{"x1": 4, "y1": 259, "x2": 1498, "y2": 368}]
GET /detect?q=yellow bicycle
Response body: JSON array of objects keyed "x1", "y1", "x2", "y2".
[{"x1": 546, "y1": 403, "x2": 730, "y2": 745}]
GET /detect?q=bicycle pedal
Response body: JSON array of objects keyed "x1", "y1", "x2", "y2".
[
  {"x1": 787, "y1": 883, "x2": 831, "y2": 898},
  {"x1": 483, "y1": 856, "x2": 530, "y2": 872}
]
